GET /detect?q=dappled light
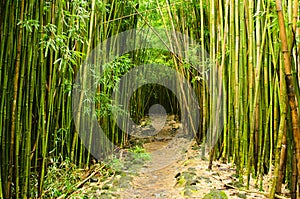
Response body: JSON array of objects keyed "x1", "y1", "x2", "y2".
[{"x1": 0, "y1": 0, "x2": 300, "y2": 198}]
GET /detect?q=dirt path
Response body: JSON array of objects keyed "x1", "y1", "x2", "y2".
[
  {"x1": 75, "y1": 115, "x2": 290, "y2": 198},
  {"x1": 119, "y1": 138, "x2": 276, "y2": 199},
  {"x1": 117, "y1": 115, "x2": 278, "y2": 199},
  {"x1": 120, "y1": 140, "x2": 188, "y2": 199}
]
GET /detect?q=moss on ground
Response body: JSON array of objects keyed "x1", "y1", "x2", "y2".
[{"x1": 202, "y1": 189, "x2": 228, "y2": 199}]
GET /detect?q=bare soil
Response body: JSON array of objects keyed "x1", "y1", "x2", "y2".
[
  {"x1": 117, "y1": 115, "x2": 290, "y2": 199},
  {"x1": 70, "y1": 115, "x2": 290, "y2": 199}
]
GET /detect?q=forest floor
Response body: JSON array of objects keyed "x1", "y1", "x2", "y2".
[{"x1": 64, "y1": 115, "x2": 290, "y2": 199}]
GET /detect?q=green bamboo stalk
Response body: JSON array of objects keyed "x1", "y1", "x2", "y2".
[
  {"x1": 38, "y1": 0, "x2": 47, "y2": 194},
  {"x1": 0, "y1": 0, "x2": 11, "y2": 196},
  {"x1": 15, "y1": 18, "x2": 28, "y2": 198},
  {"x1": 240, "y1": 0, "x2": 248, "y2": 170},
  {"x1": 199, "y1": 0, "x2": 208, "y2": 159},
  {"x1": 8, "y1": 0, "x2": 25, "y2": 197},
  {"x1": 219, "y1": 0, "x2": 229, "y2": 162},
  {"x1": 23, "y1": 22, "x2": 37, "y2": 196},
  {"x1": 260, "y1": 24, "x2": 272, "y2": 190},
  {"x1": 246, "y1": 0, "x2": 255, "y2": 189},
  {"x1": 71, "y1": 0, "x2": 96, "y2": 163},
  {"x1": 232, "y1": 0, "x2": 241, "y2": 176},
  {"x1": 270, "y1": 54, "x2": 288, "y2": 198},
  {"x1": 208, "y1": 0, "x2": 216, "y2": 170}
]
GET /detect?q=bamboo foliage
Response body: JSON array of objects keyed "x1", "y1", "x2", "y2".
[
  {"x1": 164, "y1": 0, "x2": 299, "y2": 197},
  {"x1": 0, "y1": 0, "x2": 138, "y2": 198},
  {"x1": 0, "y1": 0, "x2": 300, "y2": 198}
]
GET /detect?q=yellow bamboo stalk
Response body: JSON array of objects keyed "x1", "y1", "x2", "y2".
[{"x1": 275, "y1": 0, "x2": 300, "y2": 187}]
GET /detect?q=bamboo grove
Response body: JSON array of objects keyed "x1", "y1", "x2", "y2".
[{"x1": 0, "y1": 0, "x2": 300, "y2": 198}]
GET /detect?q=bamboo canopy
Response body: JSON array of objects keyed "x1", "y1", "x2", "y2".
[{"x1": 0, "y1": 0, "x2": 299, "y2": 198}]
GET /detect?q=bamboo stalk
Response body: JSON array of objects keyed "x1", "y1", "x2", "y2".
[
  {"x1": 275, "y1": 0, "x2": 300, "y2": 186},
  {"x1": 8, "y1": 0, "x2": 25, "y2": 197}
]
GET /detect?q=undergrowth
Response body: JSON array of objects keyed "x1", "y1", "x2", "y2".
[{"x1": 39, "y1": 145, "x2": 151, "y2": 198}]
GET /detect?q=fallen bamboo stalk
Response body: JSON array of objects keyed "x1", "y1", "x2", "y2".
[{"x1": 57, "y1": 164, "x2": 106, "y2": 199}]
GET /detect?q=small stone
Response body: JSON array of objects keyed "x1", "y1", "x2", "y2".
[
  {"x1": 236, "y1": 193, "x2": 247, "y2": 198},
  {"x1": 183, "y1": 188, "x2": 193, "y2": 196}
]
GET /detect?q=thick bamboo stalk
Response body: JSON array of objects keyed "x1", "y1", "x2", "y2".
[
  {"x1": 246, "y1": 0, "x2": 255, "y2": 189},
  {"x1": 270, "y1": 55, "x2": 288, "y2": 199},
  {"x1": 7, "y1": 0, "x2": 25, "y2": 197},
  {"x1": 275, "y1": 0, "x2": 300, "y2": 185}
]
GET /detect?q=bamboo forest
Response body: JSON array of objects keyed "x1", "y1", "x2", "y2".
[{"x1": 1, "y1": 0, "x2": 300, "y2": 198}]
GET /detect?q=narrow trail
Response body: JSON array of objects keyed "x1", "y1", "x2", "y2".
[
  {"x1": 117, "y1": 115, "x2": 270, "y2": 199},
  {"x1": 74, "y1": 115, "x2": 289, "y2": 198},
  {"x1": 119, "y1": 115, "x2": 189, "y2": 198},
  {"x1": 120, "y1": 140, "x2": 188, "y2": 199}
]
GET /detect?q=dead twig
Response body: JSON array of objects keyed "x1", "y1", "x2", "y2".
[{"x1": 57, "y1": 164, "x2": 106, "y2": 199}]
